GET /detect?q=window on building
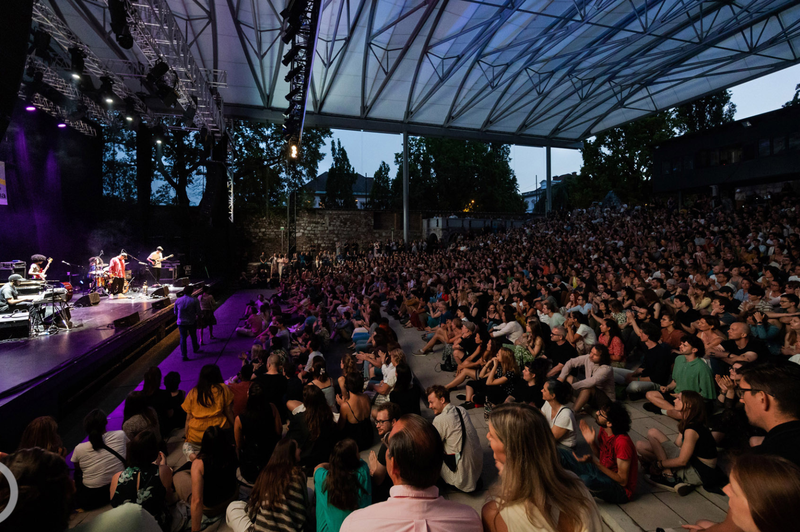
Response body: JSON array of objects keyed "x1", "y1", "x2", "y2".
[
  {"x1": 774, "y1": 136, "x2": 786, "y2": 155},
  {"x1": 759, "y1": 138, "x2": 771, "y2": 157},
  {"x1": 789, "y1": 133, "x2": 800, "y2": 152}
]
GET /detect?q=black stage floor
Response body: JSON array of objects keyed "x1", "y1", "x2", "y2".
[{"x1": 0, "y1": 283, "x2": 203, "y2": 408}]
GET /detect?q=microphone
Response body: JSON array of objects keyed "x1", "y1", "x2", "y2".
[{"x1": 62, "y1": 261, "x2": 71, "y2": 266}]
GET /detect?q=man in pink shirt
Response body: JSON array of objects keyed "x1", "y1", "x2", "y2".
[{"x1": 340, "y1": 414, "x2": 482, "y2": 532}]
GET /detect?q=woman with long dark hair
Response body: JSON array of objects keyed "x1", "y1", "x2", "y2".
[
  {"x1": 461, "y1": 347, "x2": 519, "y2": 409},
  {"x1": 16, "y1": 416, "x2": 66, "y2": 457},
  {"x1": 636, "y1": 390, "x2": 720, "y2": 495},
  {"x1": 286, "y1": 384, "x2": 337, "y2": 473},
  {"x1": 110, "y1": 430, "x2": 173, "y2": 530},
  {"x1": 182, "y1": 364, "x2": 235, "y2": 461},
  {"x1": 70, "y1": 409, "x2": 127, "y2": 510},
  {"x1": 226, "y1": 439, "x2": 310, "y2": 532},
  {"x1": 336, "y1": 372, "x2": 373, "y2": 451},
  {"x1": 122, "y1": 390, "x2": 161, "y2": 443},
  {"x1": 174, "y1": 426, "x2": 238, "y2": 532},
  {"x1": 235, "y1": 381, "x2": 282, "y2": 487},
  {"x1": 141, "y1": 366, "x2": 172, "y2": 439},
  {"x1": 598, "y1": 318, "x2": 625, "y2": 366},
  {"x1": 314, "y1": 439, "x2": 371, "y2": 532},
  {"x1": 482, "y1": 403, "x2": 601, "y2": 532},
  {"x1": 389, "y1": 362, "x2": 421, "y2": 416},
  {"x1": 309, "y1": 357, "x2": 336, "y2": 409}
]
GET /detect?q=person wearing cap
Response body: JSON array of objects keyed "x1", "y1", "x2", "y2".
[
  {"x1": 108, "y1": 251, "x2": 128, "y2": 300},
  {"x1": 0, "y1": 274, "x2": 30, "y2": 314},
  {"x1": 147, "y1": 246, "x2": 166, "y2": 286}
]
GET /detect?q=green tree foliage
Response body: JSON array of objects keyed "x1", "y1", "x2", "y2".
[
  {"x1": 567, "y1": 89, "x2": 736, "y2": 208},
  {"x1": 227, "y1": 121, "x2": 331, "y2": 216},
  {"x1": 152, "y1": 130, "x2": 205, "y2": 206},
  {"x1": 391, "y1": 137, "x2": 525, "y2": 212},
  {"x1": 102, "y1": 126, "x2": 137, "y2": 203},
  {"x1": 368, "y1": 161, "x2": 393, "y2": 209},
  {"x1": 784, "y1": 83, "x2": 800, "y2": 108},
  {"x1": 673, "y1": 90, "x2": 736, "y2": 134},
  {"x1": 323, "y1": 139, "x2": 357, "y2": 209}
]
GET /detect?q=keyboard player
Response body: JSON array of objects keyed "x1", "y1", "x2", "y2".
[{"x1": 0, "y1": 274, "x2": 31, "y2": 314}]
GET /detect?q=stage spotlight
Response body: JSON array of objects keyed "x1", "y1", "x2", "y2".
[
  {"x1": 146, "y1": 61, "x2": 169, "y2": 84},
  {"x1": 156, "y1": 81, "x2": 179, "y2": 107},
  {"x1": 30, "y1": 28, "x2": 53, "y2": 64},
  {"x1": 152, "y1": 123, "x2": 169, "y2": 144},
  {"x1": 25, "y1": 105, "x2": 36, "y2": 112},
  {"x1": 99, "y1": 76, "x2": 116, "y2": 104},
  {"x1": 282, "y1": 44, "x2": 301, "y2": 66},
  {"x1": 69, "y1": 48, "x2": 85, "y2": 79},
  {"x1": 109, "y1": 0, "x2": 134, "y2": 49},
  {"x1": 285, "y1": 86, "x2": 301, "y2": 101},
  {"x1": 57, "y1": 123, "x2": 67, "y2": 128},
  {"x1": 281, "y1": 0, "x2": 309, "y2": 44},
  {"x1": 285, "y1": 65, "x2": 303, "y2": 83},
  {"x1": 123, "y1": 97, "x2": 141, "y2": 127},
  {"x1": 290, "y1": 144, "x2": 298, "y2": 158}
]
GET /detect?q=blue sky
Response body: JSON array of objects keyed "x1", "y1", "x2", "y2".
[{"x1": 316, "y1": 64, "x2": 800, "y2": 193}]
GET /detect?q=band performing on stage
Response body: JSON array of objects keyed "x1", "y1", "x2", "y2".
[{"x1": 0, "y1": 248, "x2": 181, "y2": 339}]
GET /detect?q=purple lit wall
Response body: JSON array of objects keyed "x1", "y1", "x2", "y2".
[{"x1": 0, "y1": 101, "x2": 103, "y2": 281}]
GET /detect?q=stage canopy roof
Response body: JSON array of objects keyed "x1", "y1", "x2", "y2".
[{"x1": 52, "y1": 0, "x2": 800, "y2": 148}]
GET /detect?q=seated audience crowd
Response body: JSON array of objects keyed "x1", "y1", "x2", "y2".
[{"x1": 4, "y1": 194, "x2": 800, "y2": 532}]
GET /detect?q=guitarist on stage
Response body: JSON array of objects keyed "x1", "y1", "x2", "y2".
[
  {"x1": 147, "y1": 246, "x2": 169, "y2": 286},
  {"x1": 28, "y1": 254, "x2": 52, "y2": 281}
]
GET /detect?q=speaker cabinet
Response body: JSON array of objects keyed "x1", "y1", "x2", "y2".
[
  {"x1": 113, "y1": 312, "x2": 141, "y2": 329},
  {"x1": 150, "y1": 286, "x2": 170, "y2": 298},
  {"x1": 173, "y1": 277, "x2": 190, "y2": 287},
  {"x1": 151, "y1": 298, "x2": 170, "y2": 310},
  {"x1": 74, "y1": 293, "x2": 101, "y2": 307}
]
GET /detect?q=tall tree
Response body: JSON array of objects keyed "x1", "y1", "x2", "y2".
[
  {"x1": 227, "y1": 121, "x2": 331, "y2": 216},
  {"x1": 784, "y1": 83, "x2": 800, "y2": 108},
  {"x1": 151, "y1": 130, "x2": 204, "y2": 207},
  {"x1": 368, "y1": 161, "x2": 393, "y2": 209},
  {"x1": 323, "y1": 139, "x2": 357, "y2": 208},
  {"x1": 673, "y1": 89, "x2": 736, "y2": 135},
  {"x1": 102, "y1": 126, "x2": 137, "y2": 203}
]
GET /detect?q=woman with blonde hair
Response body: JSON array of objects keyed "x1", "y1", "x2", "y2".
[{"x1": 482, "y1": 403, "x2": 601, "y2": 532}]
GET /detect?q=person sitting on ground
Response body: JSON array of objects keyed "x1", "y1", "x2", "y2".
[
  {"x1": 0, "y1": 448, "x2": 163, "y2": 532},
  {"x1": 660, "y1": 312, "x2": 686, "y2": 350},
  {"x1": 226, "y1": 438, "x2": 310, "y2": 532},
  {"x1": 598, "y1": 318, "x2": 626, "y2": 367},
  {"x1": 557, "y1": 344, "x2": 615, "y2": 414},
  {"x1": 164, "y1": 370, "x2": 186, "y2": 435},
  {"x1": 314, "y1": 439, "x2": 372, "y2": 532},
  {"x1": 110, "y1": 430, "x2": 173, "y2": 529},
  {"x1": 71, "y1": 408, "x2": 128, "y2": 510},
  {"x1": 546, "y1": 326, "x2": 580, "y2": 378},
  {"x1": 462, "y1": 347, "x2": 520, "y2": 410},
  {"x1": 235, "y1": 381, "x2": 282, "y2": 489},
  {"x1": 490, "y1": 305, "x2": 525, "y2": 344},
  {"x1": 367, "y1": 402, "x2": 401, "y2": 504},
  {"x1": 122, "y1": 390, "x2": 162, "y2": 444},
  {"x1": 308, "y1": 357, "x2": 336, "y2": 409},
  {"x1": 708, "y1": 322, "x2": 770, "y2": 377},
  {"x1": 444, "y1": 333, "x2": 493, "y2": 392},
  {"x1": 558, "y1": 402, "x2": 637, "y2": 504},
  {"x1": 413, "y1": 316, "x2": 462, "y2": 357},
  {"x1": 142, "y1": 366, "x2": 172, "y2": 440},
  {"x1": 389, "y1": 362, "x2": 422, "y2": 416},
  {"x1": 227, "y1": 364, "x2": 254, "y2": 419},
  {"x1": 181, "y1": 364, "x2": 235, "y2": 461},
  {"x1": 427, "y1": 385, "x2": 484, "y2": 493},
  {"x1": 509, "y1": 357, "x2": 552, "y2": 408},
  {"x1": 286, "y1": 384, "x2": 338, "y2": 474},
  {"x1": 256, "y1": 352, "x2": 289, "y2": 423},
  {"x1": 237, "y1": 303, "x2": 266, "y2": 337},
  {"x1": 541, "y1": 379, "x2": 579, "y2": 449},
  {"x1": 636, "y1": 391, "x2": 721, "y2": 496},
  {"x1": 482, "y1": 403, "x2": 602, "y2": 532},
  {"x1": 366, "y1": 348, "x2": 402, "y2": 406},
  {"x1": 564, "y1": 311, "x2": 597, "y2": 355},
  {"x1": 339, "y1": 414, "x2": 482, "y2": 532},
  {"x1": 644, "y1": 335, "x2": 715, "y2": 419},
  {"x1": 336, "y1": 371, "x2": 374, "y2": 451},
  {"x1": 613, "y1": 321, "x2": 676, "y2": 399},
  {"x1": 16, "y1": 415, "x2": 67, "y2": 457},
  {"x1": 174, "y1": 426, "x2": 238, "y2": 532}
]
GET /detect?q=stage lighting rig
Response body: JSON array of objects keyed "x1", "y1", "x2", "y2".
[
  {"x1": 69, "y1": 48, "x2": 85, "y2": 80},
  {"x1": 109, "y1": 0, "x2": 134, "y2": 49},
  {"x1": 99, "y1": 77, "x2": 116, "y2": 104},
  {"x1": 29, "y1": 28, "x2": 53, "y2": 64}
]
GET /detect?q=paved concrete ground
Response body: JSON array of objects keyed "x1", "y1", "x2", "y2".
[{"x1": 68, "y1": 288, "x2": 730, "y2": 532}]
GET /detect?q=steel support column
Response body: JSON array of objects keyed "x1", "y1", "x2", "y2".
[
  {"x1": 403, "y1": 130, "x2": 410, "y2": 244},
  {"x1": 546, "y1": 146, "x2": 552, "y2": 214}
]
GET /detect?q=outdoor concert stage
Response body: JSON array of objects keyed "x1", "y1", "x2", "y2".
[{"x1": 0, "y1": 283, "x2": 211, "y2": 449}]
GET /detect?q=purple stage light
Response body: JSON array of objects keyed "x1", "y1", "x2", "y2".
[
  {"x1": 57, "y1": 123, "x2": 67, "y2": 128},
  {"x1": 25, "y1": 105, "x2": 36, "y2": 112}
]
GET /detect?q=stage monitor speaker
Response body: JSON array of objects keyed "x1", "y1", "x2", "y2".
[
  {"x1": 173, "y1": 277, "x2": 190, "y2": 287},
  {"x1": 113, "y1": 312, "x2": 141, "y2": 329},
  {"x1": 151, "y1": 286, "x2": 170, "y2": 298},
  {"x1": 0, "y1": 314, "x2": 29, "y2": 340},
  {"x1": 151, "y1": 298, "x2": 170, "y2": 310},
  {"x1": 74, "y1": 293, "x2": 101, "y2": 307}
]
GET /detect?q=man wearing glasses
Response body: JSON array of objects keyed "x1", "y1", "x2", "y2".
[
  {"x1": 686, "y1": 361, "x2": 800, "y2": 532},
  {"x1": 368, "y1": 402, "x2": 401, "y2": 503}
]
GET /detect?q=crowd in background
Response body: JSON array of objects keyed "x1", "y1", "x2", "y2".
[{"x1": 4, "y1": 193, "x2": 800, "y2": 532}]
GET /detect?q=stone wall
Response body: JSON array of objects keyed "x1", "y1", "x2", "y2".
[{"x1": 238, "y1": 209, "x2": 424, "y2": 257}]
